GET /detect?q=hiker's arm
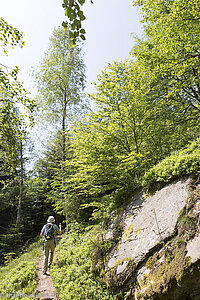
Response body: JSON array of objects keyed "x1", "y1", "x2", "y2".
[
  {"x1": 58, "y1": 223, "x2": 62, "y2": 235},
  {"x1": 57, "y1": 227, "x2": 62, "y2": 235},
  {"x1": 55, "y1": 224, "x2": 61, "y2": 235}
]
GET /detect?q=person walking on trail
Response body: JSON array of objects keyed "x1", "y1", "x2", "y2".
[{"x1": 40, "y1": 216, "x2": 61, "y2": 276}]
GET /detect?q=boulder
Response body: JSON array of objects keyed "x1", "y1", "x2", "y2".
[{"x1": 102, "y1": 179, "x2": 200, "y2": 299}]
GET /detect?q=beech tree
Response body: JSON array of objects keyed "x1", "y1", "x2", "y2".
[
  {"x1": 133, "y1": 0, "x2": 200, "y2": 115},
  {"x1": 59, "y1": 57, "x2": 199, "y2": 215}
]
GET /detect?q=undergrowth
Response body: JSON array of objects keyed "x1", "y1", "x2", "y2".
[
  {"x1": 143, "y1": 138, "x2": 200, "y2": 186},
  {"x1": 51, "y1": 223, "x2": 113, "y2": 300},
  {"x1": 0, "y1": 239, "x2": 41, "y2": 299}
]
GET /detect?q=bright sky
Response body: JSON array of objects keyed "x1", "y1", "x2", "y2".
[
  {"x1": 1, "y1": 0, "x2": 142, "y2": 156},
  {"x1": 1, "y1": 0, "x2": 142, "y2": 94}
]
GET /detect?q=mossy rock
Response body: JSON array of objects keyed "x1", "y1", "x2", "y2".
[
  {"x1": 136, "y1": 236, "x2": 192, "y2": 299},
  {"x1": 104, "y1": 258, "x2": 136, "y2": 289}
]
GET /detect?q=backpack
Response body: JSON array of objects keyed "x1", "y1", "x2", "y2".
[{"x1": 44, "y1": 223, "x2": 55, "y2": 240}]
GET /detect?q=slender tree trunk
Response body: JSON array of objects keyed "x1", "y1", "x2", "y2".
[
  {"x1": 62, "y1": 89, "x2": 68, "y2": 232},
  {"x1": 16, "y1": 139, "x2": 23, "y2": 227},
  {"x1": 62, "y1": 90, "x2": 67, "y2": 163}
]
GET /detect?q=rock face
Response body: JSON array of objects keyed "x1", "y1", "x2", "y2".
[
  {"x1": 107, "y1": 179, "x2": 190, "y2": 269},
  {"x1": 103, "y1": 179, "x2": 200, "y2": 299}
]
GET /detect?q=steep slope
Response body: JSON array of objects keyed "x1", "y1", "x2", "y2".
[{"x1": 48, "y1": 139, "x2": 200, "y2": 299}]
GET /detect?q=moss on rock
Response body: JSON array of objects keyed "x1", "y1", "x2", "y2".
[
  {"x1": 123, "y1": 224, "x2": 134, "y2": 241},
  {"x1": 104, "y1": 257, "x2": 136, "y2": 289},
  {"x1": 136, "y1": 239, "x2": 191, "y2": 299},
  {"x1": 135, "y1": 183, "x2": 200, "y2": 299}
]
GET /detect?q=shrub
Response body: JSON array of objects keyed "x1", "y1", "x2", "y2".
[
  {"x1": 143, "y1": 139, "x2": 200, "y2": 186},
  {"x1": 51, "y1": 224, "x2": 113, "y2": 300}
]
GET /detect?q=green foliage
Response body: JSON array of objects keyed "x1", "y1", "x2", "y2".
[
  {"x1": 0, "y1": 231, "x2": 23, "y2": 263},
  {"x1": 36, "y1": 58, "x2": 199, "y2": 224},
  {"x1": 0, "y1": 17, "x2": 24, "y2": 53},
  {"x1": 0, "y1": 18, "x2": 36, "y2": 158},
  {"x1": 81, "y1": 200, "x2": 114, "y2": 227},
  {"x1": 60, "y1": 58, "x2": 198, "y2": 216},
  {"x1": 32, "y1": 26, "x2": 87, "y2": 225},
  {"x1": 51, "y1": 224, "x2": 113, "y2": 299},
  {"x1": 62, "y1": 0, "x2": 93, "y2": 45},
  {"x1": 177, "y1": 214, "x2": 197, "y2": 238},
  {"x1": 0, "y1": 133, "x2": 45, "y2": 263},
  {"x1": 0, "y1": 85, "x2": 24, "y2": 158},
  {"x1": 34, "y1": 132, "x2": 83, "y2": 224},
  {"x1": 143, "y1": 138, "x2": 200, "y2": 185},
  {"x1": 132, "y1": 0, "x2": 200, "y2": 114},
  {"x1": 0, "y1": 240, "x2": 40, "y2": 299},
  {"x1": 65, "y1": 61, "x2": 147, "y2": 210},
  {"x1": 34, "y1": 0, "x2": 200, "y2": 236},
  {"x1": 0, "y1": 17, "x2": 37, "y2": 268},
  {"x1": 1, "y1": 1, "x2": 200, "y2": 296},
  {"x1": 33, "y1": 26, "x2": 86, "y2": 126}
]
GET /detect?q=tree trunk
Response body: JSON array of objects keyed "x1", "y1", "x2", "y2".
[
  {"x1": 62, "y1": 89, "x2": 68, "y2": 232},
  {"x1": 16, "y1": 138, "x2": 23, "y2": 227}
]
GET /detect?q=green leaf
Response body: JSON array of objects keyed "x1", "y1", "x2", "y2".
[
  {"x1": 78, "y1": 0, "x2": 85, "y2": 5},
  {"x1": 74, "y1": 19, "x2": 81, "y2": 29},
  {"x1": 80, "y1": 28, "x2": 86, "y2": 34},
  {"x1": 80, "y1": 34, "x2": 86, "y2": 40},
  {"x1": 62, "y1": 21, "x2": 68, "y2": 28},
  {"x1": 78, "y1": 10, "x2": 86, "y2": 21}
]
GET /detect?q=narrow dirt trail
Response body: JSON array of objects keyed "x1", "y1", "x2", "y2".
[{"x1": 36, "y1": 254, "x2": 59, "y2": 300}]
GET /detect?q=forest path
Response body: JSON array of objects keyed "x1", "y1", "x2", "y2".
[{"x1": 36, "y1": 253, "x2": 59, "y2": 300}]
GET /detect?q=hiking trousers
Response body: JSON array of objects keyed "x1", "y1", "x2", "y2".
[{"x1": 42, "y1": 238, "x2": 56, "y2": 274}]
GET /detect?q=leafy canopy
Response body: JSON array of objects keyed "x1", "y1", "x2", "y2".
[
  {"x1": 132, "y1": 0, "x2": 200, "y2": 113},
  {"x1": 33, "y1": 26, "x2": 86, "y2": 127}
]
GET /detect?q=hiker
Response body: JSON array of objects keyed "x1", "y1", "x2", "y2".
[{"x1": 40, "y1": 216, "x2": 61, "y2": 275}]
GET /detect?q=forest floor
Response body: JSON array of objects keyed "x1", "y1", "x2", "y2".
[{"x1": 36, "y1": 253, "x2": 59, "y2": 300}]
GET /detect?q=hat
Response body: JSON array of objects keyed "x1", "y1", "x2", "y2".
[{"x1": 47, "y1": 216, "x2": 55, "y2": 223}]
